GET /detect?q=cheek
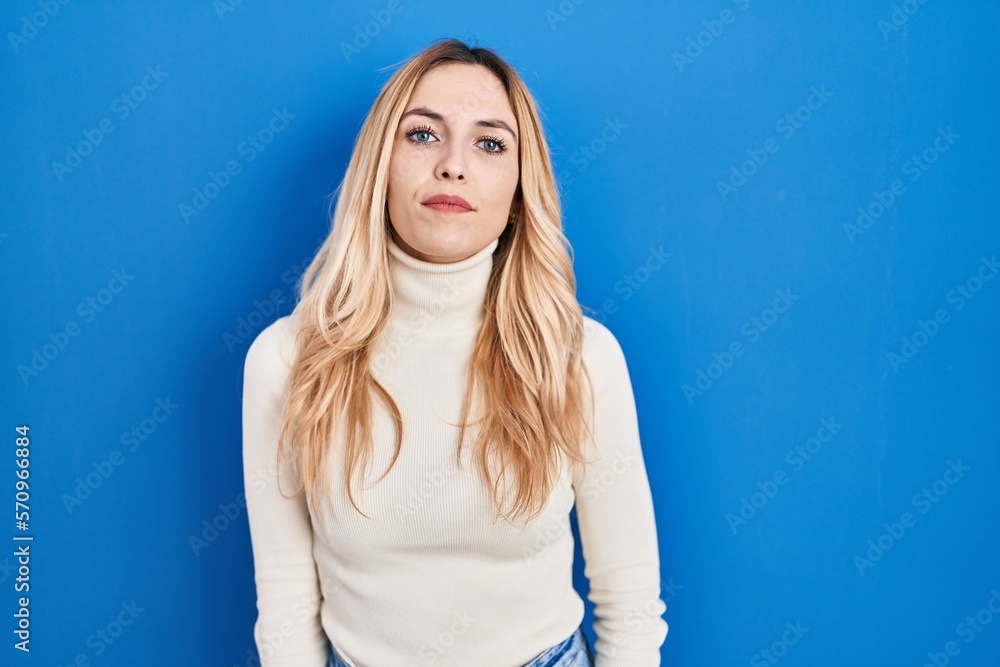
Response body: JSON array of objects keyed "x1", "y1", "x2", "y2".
[
  {"x1": 387, "y1": 155, "x2": 405, "y2": 204},
  {"x1": 495, "y1": 162, "x2": 520, "y2": 198},
  {"x1": 390, "y1": 143, "x2": 432, "y2": 186},
  {"x1": 387, "y1": 151, "x2": 403, "y2": 186}
]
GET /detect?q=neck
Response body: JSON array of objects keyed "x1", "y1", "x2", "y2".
[{"x1": 386, "y1": 236, "x2": 499, "y2": 336}]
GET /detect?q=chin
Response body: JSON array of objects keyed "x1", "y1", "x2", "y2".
[{"x1": 414, "y1": 230, "x2": 468, "y2": 250}]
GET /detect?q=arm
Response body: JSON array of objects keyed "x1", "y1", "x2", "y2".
[
  {"x1": 572, "y1": 319, "x2": 669, "y2": 666},
  {"x1": 242, "y1": 317, "x2": 329, "y2": 666}
]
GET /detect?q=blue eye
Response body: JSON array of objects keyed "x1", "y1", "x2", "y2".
[
  {"x1": 479, "y1": 136, "x2": 508, "y2": 155},
  {"x1": 405, "y1": 124, "x2": 437, "y2": 145}
]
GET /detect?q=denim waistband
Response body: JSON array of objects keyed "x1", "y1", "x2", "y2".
[
  {"x1": 520, "y1": 624, "x2": 594, "y2": 667},
  {"x1": 327, "y1": 623, "x2": 595, "y2": 667}
]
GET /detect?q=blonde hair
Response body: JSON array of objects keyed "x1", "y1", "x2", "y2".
[{"x1": 277, "y1": 37, "x2": 595, "y2": 526}]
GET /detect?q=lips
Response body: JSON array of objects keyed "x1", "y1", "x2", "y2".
[{"x1": 422, "y1": 193, "x2": 473, "y2": 211}]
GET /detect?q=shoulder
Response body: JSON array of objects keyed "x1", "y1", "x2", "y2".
[
  {"x1": 581, "y1": 315, "x2": 632, "y2": 392},
  {"x1": 244, "y1": 312, "x2": 300, "y2": 392},
  {"x1": 582, "y1": 315, "x2": 628, "y2": 364}
]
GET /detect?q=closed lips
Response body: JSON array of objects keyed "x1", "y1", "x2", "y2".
[{"x1": 422, "y1": 194, "x2": 472, "y2": 209}]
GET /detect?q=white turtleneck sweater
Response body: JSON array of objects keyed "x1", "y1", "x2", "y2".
[{"x1": 242, "y1": 236, "x2": 668, "y2": 667}]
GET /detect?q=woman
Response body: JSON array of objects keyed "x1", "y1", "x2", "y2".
[{"x1": 242, "y1": 38, "x2": 668, "y2": 667}]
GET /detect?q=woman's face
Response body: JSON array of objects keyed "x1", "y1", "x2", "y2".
[{"x1": 387, "y1": 62, "x2": 519, "y2": 263}]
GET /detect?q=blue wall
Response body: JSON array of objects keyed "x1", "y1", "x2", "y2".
[{"x1": 2, "y1": 1, "x2": 998, "y2": 665}]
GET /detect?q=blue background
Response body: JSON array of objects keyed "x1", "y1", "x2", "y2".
[{"x1": 2, "y1": 1, "x2": 999, "y2": 665}]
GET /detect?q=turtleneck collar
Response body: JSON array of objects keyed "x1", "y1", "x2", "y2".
[{"x1": 386, "y1": 236, "x2": 499, "y2": 337}]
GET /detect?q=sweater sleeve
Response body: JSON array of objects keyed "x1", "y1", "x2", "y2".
[
  {"x1": 572, "y1": 319, "x2": 669, "y2": 666},
  {"x1": 242, "y1": 317, "x2": 330, "y2": 667}
]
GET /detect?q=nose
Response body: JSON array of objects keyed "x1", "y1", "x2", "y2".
[{"x1": 435, "y1": 141, "x2": 466, "y2": 181}]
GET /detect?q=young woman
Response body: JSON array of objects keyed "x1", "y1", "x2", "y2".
[{"x1": 242, "y1": 38, "x2": 668, "y2": 667}]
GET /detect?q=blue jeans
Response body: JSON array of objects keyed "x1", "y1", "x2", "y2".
[{"x1": 328, "y1": 623, "x2": 595, "y2": 667}]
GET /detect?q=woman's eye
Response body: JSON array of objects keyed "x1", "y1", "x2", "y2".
[
  {"x1": 479, "y1": 137, "x2": 508, "y2": 155},
  {"x1": 405, "y1": 125, "x2": 437, "y2": 144}
]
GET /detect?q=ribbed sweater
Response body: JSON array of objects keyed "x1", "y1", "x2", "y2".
[{"x1": 241, "y1": 235, "x2": 668, "y2": 667}]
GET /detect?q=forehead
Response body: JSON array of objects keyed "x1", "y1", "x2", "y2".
[{"x1": 405, "y1": 63, "x2": 514, "y2": 122}]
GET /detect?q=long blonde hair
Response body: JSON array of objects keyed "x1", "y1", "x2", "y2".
[{"x1": 278, "y1": 37, "x2": 595, "y2": 526}]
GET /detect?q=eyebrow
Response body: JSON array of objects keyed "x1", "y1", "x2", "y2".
[{"x1": 399, "y1": 106, "x2": 518, "y2": 143}]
